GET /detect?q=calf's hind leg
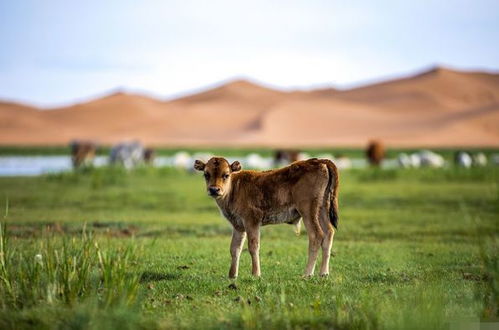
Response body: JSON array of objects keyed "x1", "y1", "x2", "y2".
[
  {"x1": 300, "y1": 201, "x2": 324, "y2": 277},
  {"x1": 245, "y1": 223, "x2": 261, "y2": 277},
  {"x1": 319, "y1": 218, "x2": 335, "y2": 276}
]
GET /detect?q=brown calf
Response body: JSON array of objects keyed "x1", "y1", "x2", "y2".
[{"x1": 194, "y1": 157, "x2": 339, "y2": 278}]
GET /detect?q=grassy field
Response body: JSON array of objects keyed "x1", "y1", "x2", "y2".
[
  {"x1": 0, "y1": 164, "x2": 498, "y2": 329},
  {"x1": 1, "y1": 145, "x2": 498, "y2": 160}
]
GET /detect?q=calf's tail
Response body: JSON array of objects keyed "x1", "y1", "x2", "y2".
[{"x1": 322, "y1": 159, "x2": 340, "y2": 229}]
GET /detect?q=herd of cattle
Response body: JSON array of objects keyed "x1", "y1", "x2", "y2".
[
  {"x1": 70, "y1": 140, "x2": 496, "y2": 171},
  {"x1": 71, "y1": 140, "x2": 154, "y2": 169}
]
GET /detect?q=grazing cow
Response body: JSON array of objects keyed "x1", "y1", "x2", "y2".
[
  {"x1": 194, "y1": 157, "x2": 340, "y2": 278},
  {"x1": 399, "y1": 150, "x2": 444, "y2": 168},
  {"x1": 418, "y1": 150, "x2": 445, "y2": 168},
  {"x1": 398, "y1": 153, "x2": 425, "y2": 168},
  {"x1": 110, "y1": 141, "x2": 144, "y2": 169},
  {"x1": 274, "y1": 149, "x2": 300, "y2": 167},
  {"x1": 366, "y1": 140, "x2": 385, "y2": 166},
  {"x1": 472, "y1": 152, "x2": 487, "y2": 167},
  {"x1": 245, "y1": 153, "x2": 272, "y2": 170},
  {"x1": 334, "y1": 154, "x2": 352, "y2": 170},
  {"x1": 143, "y1": 148, "x2": 155, "y2": 165},
  {"x1": 455, "y1": 151, "x2": 472, "y2": 168},
  {"x1": 172, "y1": 151, "x2": 192, "y2": 169},
  {"x1": 397, "y1": 153, "x2": 412, "y2": 168},
  {"x1": 70, "y1": 140, "x2": 97, "y2": 169},
  {"x1": 491, "y1": 154, "x2": 499, "y2": 166},
  {"x1": 409, "y1": 154, "x2": 422, "y2": 168}
]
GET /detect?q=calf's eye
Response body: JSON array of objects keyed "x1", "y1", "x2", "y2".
[
  {"x1": 204, "y1": 173, "x2": 210, "y2": 180},
  {"x1": 223, "y1": 174, "x2": 229, "y2": 180}
]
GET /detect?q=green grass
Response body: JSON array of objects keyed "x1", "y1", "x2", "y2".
[{"x1": 0, "y1": 165, "x2": 498, "y2": 329}]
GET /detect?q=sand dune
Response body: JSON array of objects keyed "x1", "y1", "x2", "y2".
[
  {"x1": 1, "y1": 66, "x2": 498, "y2": 147},
  {"x1": 337, "y1": 67, "x2": 499, "y2": 112}
]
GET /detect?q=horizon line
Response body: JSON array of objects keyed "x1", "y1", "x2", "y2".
[{"x1": 2, "y1": 63, "x2": 498, "y2": 110}]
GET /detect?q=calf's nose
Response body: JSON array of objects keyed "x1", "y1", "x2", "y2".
[{"x1": 209, "y1": 186, "x2": 221, "y2": 195}]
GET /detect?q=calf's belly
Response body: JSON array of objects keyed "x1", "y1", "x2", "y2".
[{"x1": 262, "y1": 208, "x2": 301, "y2": 226}]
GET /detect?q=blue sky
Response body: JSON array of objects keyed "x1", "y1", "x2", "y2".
[{"x1": 0, "y1": 0, "x2": 498, "y2": 106}]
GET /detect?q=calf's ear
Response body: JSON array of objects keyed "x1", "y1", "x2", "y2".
[
  {"x1": 194, "y1": 160, "x2": 205, "y2": 171},
  {"x1": 230, "y1": 161, "x2": 242, "y2": 172}
]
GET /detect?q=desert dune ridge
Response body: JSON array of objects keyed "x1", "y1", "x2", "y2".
[{"x1": 1, "y1": 66, "x2": 498, "y2": 147}]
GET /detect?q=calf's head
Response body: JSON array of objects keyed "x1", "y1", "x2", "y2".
[{"x1": 194, "y1": 157, "x2": 241, "y2": 198}]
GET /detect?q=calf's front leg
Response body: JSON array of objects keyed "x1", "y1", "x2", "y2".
[
  {"x1": 229, "y1": 229, "x2": 246, "y2": 278},
  {"x1": 246, "y1": 225, "x2": 261, "y2": 277}
]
